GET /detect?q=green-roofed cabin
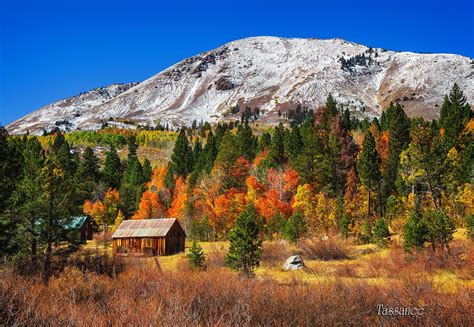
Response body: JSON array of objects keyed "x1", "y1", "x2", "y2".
[
  {"x1": 112, "y1": 218, "x2": 186, "y2": 256},
  {"x1": 66, "y1": 216, "x2": 97, "y2": 243}
]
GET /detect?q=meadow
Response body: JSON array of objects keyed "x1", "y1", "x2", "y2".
[{"x1": 1, "y1": 229, "x2": 473, "y2": 326}]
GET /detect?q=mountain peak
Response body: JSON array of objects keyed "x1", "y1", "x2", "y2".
[{"x1": 7, "y1": 37, "x2": 474, "y2": 134}]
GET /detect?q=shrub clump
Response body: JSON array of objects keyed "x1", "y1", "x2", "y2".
[{"x1": 299, "y1": 236, "x2": 351, "y2": 261}]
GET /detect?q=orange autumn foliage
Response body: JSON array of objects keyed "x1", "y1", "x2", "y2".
[
  {"x1": 83, "y1": 188, "x2": 120, "y2": 230},
  {"x1": 230, "y1": 156, "x2": 251, "y2": 183},
  {"x1": 104, "y1": 188, "x2": 120, "y2": 207},
  {"x1": 148, "y1": 166, "x2": 168, "y2": 191},
  {"x1": 193, "y1": 183, "x2": 246, "y2": 236},
  {"x1": 132, "y1": 190, "x2": 165, "y2": 219},
  {"x1": 134, "y1": 166, "x2": 171, "y2": 219},
  {"x1": 245, "y1": 175, "x2": 265, "y2": 202},
  {"x1": 246, "y1": 175, "x2": 265, "y2": 193},
  {"x1": 168, "y1": 177, "x2": 188, "y2": 219},
  {"x1": 283, "y1": 168, "x2": 299, "y2": 194},
  {"x1": 213, "y1": 188, "x2": 247, "y2": 235},
  {"x1": 377, "y1": 130, "x2": 390, "y2": 171},
  {"x1": 193, "y1": 176, "x2": 220, "y2": 222},
  {"x1": 255, "y1": 189, "x2": 292, "y2": 222},
  {"x1": 465, "y1": 119, "x2": 474, "y2": 132},
  {"x1": 83, "y1": 200, "x2": 106, "y2": 224},
  {"x1": 147, "y1": 165, "x2": 171, "y2": 205},
  {"x1": 253, "y1": 149, "x2": 269, "y2": 167}
]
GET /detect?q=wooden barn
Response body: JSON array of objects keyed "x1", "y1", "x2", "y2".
[{"x1": 112, "y1": 218, "x2": 186, "y2": 256}]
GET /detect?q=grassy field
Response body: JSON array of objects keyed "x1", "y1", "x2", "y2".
[
  {"x1": 2, "y1": 230, "x2": 473, "y2": 325},
  {"x1": 82, "y1": 229, "x2": 474, "y2": 292}
]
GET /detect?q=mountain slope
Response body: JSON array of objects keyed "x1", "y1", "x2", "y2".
[
  {"x1": 7, "y1": 83, "x2": 139, "y2": 134},
  {"x1": 7, "y1": 36, "x2": 474, "y2": 134}
]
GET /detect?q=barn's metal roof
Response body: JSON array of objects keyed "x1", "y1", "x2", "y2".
[{"x1": 112, "y1": 218, "x2": 181, "y2": 238}]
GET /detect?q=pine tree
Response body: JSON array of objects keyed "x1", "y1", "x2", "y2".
[
  {"x1": 439, "y1": 84, "x2": 472, "y2": 144},
  {"x1": 41, "y1": 153, "x2": 75, "y2": 284},
  {"x1": 10, "y1": 137, "x2": 45, "y2": 266},
  {"x1": 0, "y1": 127, "x2": 23, "y2": 216},
  {"x1": 372, "y1": 218, "x2": 390, "y2": 247},
  {"x1": 326, "y1": 94, "x2": 338, "y2": 117},
  {"x1": 51, "y1": 131, "x2": 66, "y2": 151},
  {"x1": 82, "y1": 147, "x2": 101, "y2": 181},
  {"x1": 284, "y1": 211, "x2": 307, "y2": 244},
  {"x1": 187, "y1": 241, "x2": 206, "y2": 270},
  {"x1": 102, "y1": 146, "x2": 122, "y2": 189},
  {"x1": 327, "y1": 128, "x2": 345, "y2": 197},
  {"x1": 360, "y1": 220, "x2": 372, "y2": 244},
  {"x1": 74, "y1": 147, "x2": 100, "y2": 205},
  {"x1": 213, "y1": 131, "x2": 240, "y2": 189},
  {"x1": 285, "y1": 125, "x2": 303, "y2": 159},
  {"x1": 203, "y1": 131, "x2": 218, "y2": 173},
  {"x1": 189, "y1": 216, "x2": 211, "y2": 241},
  {"x1": 382, "y1": 103, "x2": 410, "y2": 200},
  {"x1": 342, "y1": 108, "x2": 352, "y2": 131},
  {"x1": 466, "y1": 215, "x2": 474, "y2": 240},
  {"x1": 357, "y1": 131, "x2": 381, "y2": 219},
  {"x1": 292, "y1": 120, "x2": 324, "y2": 186},
  {"x1": 193, "y1": 139, "x2": 203, "y2": 169},
  {"x1": 225, "y1": 204, "x2": 262, "y2": 276},
  {"x1": 403, "y1": 212, "x2": 428, "y2": 252},
  {"x1": 120, "y1": 154, "x2": 145, "y2": 217},
  {"x1": 52, "y1": 133, "x2": 76, "y2": 176},
  {"x1": 258, "y1": 132, "x2": 271, "y2": 151},
  {"x1": 170, "y1": 129, "x2": 194, "y2": 178},
  {"x1": 322, "y1": 94, "x2": 338, "y2": 129},
  {"x1": 127, "y1": 136, "x2": 138, "y2": 157},
  {"x1": 142, "y1": 158, "x2": 152, "y2": 183},
  {"x1": 339, "y1": 213, "x2": 350, "y2": 239},
  {"x1": 0, "y1": 133, "x2": 24, "y2": 258},
  {"x1": 236, "y1": 121, "x2": 256, "y2": 160},
  {"x1": 424, "y1": 210, "x2": 455, "y2": 253},
  {"x1": 266, "y1": 213, "x2": 286, "y2": 238},
  {"x1": 268, "y1": 123, "x2": 287, "y2": 167}
]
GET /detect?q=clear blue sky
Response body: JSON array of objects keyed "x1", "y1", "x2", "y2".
[{"x1": 1, "y1": 0, "x2": 473, "y2": 125}]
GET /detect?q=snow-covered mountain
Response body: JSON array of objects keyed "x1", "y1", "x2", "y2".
[
  {"x1": 7, "y1": 36, "x2": 474, "y2": 134},
  {"x1": 7, "y1": 83, "x2": 139, "y2": 134}
]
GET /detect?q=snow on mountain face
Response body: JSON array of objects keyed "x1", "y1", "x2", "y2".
[
  {"x1": 7, "y1": 36, "x2": 474, "y2": 134},
  {"x1": 7, "y1": 83, "x2": 139, "y2": 134}
]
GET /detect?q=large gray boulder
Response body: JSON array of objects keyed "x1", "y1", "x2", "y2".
[{"x1": 282, "y1": 255, "x2": 305, "y2": 271}]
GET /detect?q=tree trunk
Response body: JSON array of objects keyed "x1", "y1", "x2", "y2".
[
  {"x1": 377, "y1": 180, "x2": 382, "y2": 217},
  {"x1": 43, "y1": 235, "x2": 52, "y2": 285},
  {"x1": 104, "y1": 223, "x2": 108, "y2": 249},
  {"x1": 367, "y1": 182, "x2": 371, "y2": 220},
  {"x1": 425, "y1": 171, "x2": 439, "y2": 210},
  {"x1": 31, "y1": 238, "x2": 37, "y2": 268}
]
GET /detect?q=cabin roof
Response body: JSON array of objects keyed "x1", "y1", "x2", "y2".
[
  {"x1": 65, "y1": 216, "x2": 88, "y2": 230},
  {"x1": 111, "y1": 218, "x2": 184, "y2": 239}
]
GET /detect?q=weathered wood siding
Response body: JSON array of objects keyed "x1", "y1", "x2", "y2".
[
  {"x1": 112, "y1": 219, "x2": 186, "y2": 256},
  {"x1": 164, "y1": 221, "x2": 186, "y2": 255}
]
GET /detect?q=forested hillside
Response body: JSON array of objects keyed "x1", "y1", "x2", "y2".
[{"x1": 1, "y1": 84, "x2": 472, "y2": 273}]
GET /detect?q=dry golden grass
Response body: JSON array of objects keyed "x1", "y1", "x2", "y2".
[
  {"x1": 4, "y1": 231, "x2": 472, "y2": 325},
  {"x1": 1, "y1": 263, "x2": 473, "y2": 326}
]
